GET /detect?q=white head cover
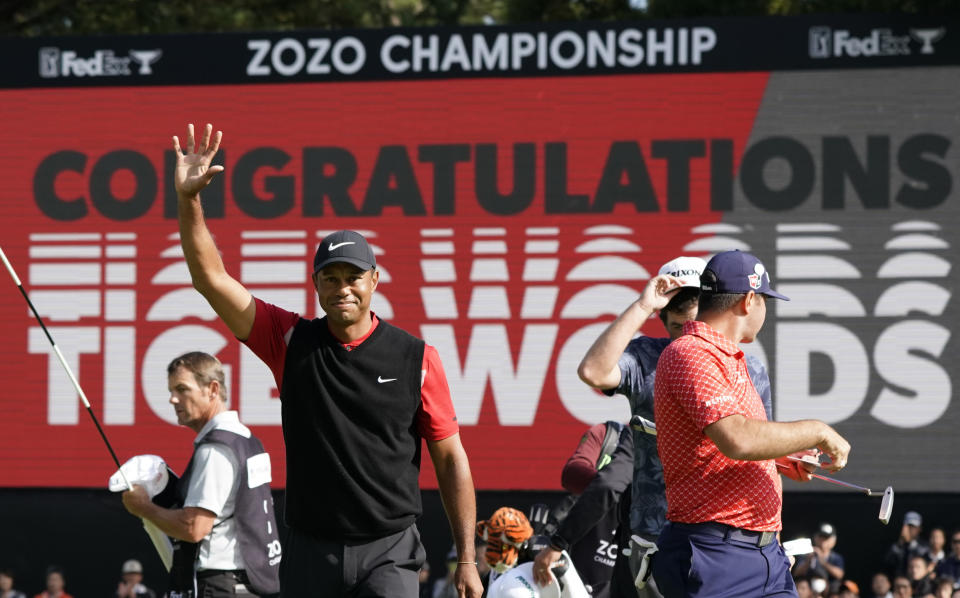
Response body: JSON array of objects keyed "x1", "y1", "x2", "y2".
[
  {"x1": 108, "y1": 454, "x2": 169, "y2": 497},
  {"x1": 108, "y1": 455, "x2": 176, "y2": 572},
  {"x1": 657, "y1": 256, "x2": 707, "y2": 289},
  {"x1": 486, "y1": 559, "x2": 590, "y2": 598}
]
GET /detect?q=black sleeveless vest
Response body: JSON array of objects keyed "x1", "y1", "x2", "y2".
[
  {"x1": 169, "y1": 427, "x2": 281, "y2": 597},
  {"x1": 280, "y1": 317, "x2": 425, "y2": 541}
]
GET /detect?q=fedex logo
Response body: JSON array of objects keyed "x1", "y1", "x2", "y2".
[
  {"x1": 809, "y1": 27, "x2": 913, "y2": 59},
  {"x1": 38, "y1": 47, "x2": 162, "y2": 78}
]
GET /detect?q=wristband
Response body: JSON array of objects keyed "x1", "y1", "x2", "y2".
[{"x1": 457, "y1": 561, "x2": 477, "y2": 565}]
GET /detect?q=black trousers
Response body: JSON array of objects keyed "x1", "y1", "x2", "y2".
[
  {"x1": 194, "y1": 570, "x2": 266, "y2": 598},
  {"x1": 280, "y1": 525, "x2": 425, "y2": 598}
]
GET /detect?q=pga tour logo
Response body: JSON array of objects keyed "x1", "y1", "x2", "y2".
[
  {"x1": 748, "y1": 263, "x2": 765, "y2": 290},
  {"x1": 39, "y1": 47, "x2": 162, "y2": 78},
  {"x1": 808, "y1": 26, "x2": 945, "y2": 59}
]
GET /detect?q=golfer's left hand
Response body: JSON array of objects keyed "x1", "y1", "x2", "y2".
[
  {"x1": 455, "y1": 562, "x2": 483, "y2": 598},
  {"x1": 776, "y1": 451, "x2": 817, "y2": 482}
]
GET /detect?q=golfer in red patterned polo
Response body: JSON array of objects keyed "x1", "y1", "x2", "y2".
[{"x1": 651, "y1": 250, "x2": 851, "y2": 598}]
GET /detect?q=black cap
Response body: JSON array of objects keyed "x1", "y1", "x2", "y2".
[{"x1": 313, "y1": 230, "x2": 376, "y2": 273}]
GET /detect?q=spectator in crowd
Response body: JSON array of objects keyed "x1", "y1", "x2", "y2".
[
  {"x1": 907, "y1": 554, "x2": 937, "y2": 597},
  {"x1": 840, "y1": 580, "x2": 861, "y2": 598},
  {"x1": 418, "y1": 560, "x2": 432, "y2": 598},
  {"x1": 935, "y1": 530, "x2": 960, "y2": 586},
  {"x1": 892, "y1": 576, "x2": 914, "y2": 598},
  {"x1": 0, "y1": 569, "x2": 26, "y2": 598},
  {"x1": 32, "y1": 567, "x2": 73, "y2": 598},
  {"x1": 930, "y1": 529, "x2": 948, "y2": 569},
  {"x1": 794, "y1": 523, "x2": 846, "y2": 593},
  {"x1": 933, "y1": 578, "x2": 955, "y2": 598},
  {"x1": 871, "y1": 572, "x2": 894, "y2": 598},
  {"x1": 797, "y1": 577, "x2": 815, "y2": 598},
  {"x1": 887, "y1": 511, "x2": 929, "y2": 579},
  {"x1": 116, "y1": 559, "x2": 156, "y2": 598},
  {"x1": 808, "y1": 570, "x2": 830, "y2": 597}
]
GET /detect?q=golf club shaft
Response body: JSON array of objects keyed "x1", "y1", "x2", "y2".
[
  {"x1": 0, "y1": 246, "x2": 131, "y2": 490},
  {"x1": 776, "y1": 463, "x2": 877, "y2": 496},
  {"x1": 808, "y1": 472, "x2": 876, "y2": 495}
]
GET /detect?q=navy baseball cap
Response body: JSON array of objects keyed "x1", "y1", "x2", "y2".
[
  {"x1": 701, "y1": 250, "x2": 789, "y2": 301},
  {"x1": 313, "y1": 230, "x2": 376, "y2": 273}
]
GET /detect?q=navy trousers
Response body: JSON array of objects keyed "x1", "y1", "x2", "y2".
[{"x1": 651, "y1": 522, "x2": 797, "y2": 598}]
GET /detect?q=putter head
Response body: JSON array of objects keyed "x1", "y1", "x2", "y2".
[{"x1": 879, "y1": 486, "x2": 894, "y2": 525}]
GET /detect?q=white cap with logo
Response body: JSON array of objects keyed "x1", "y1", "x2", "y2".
[{"x1": 658, "y1": 256, "x2": 707, "y2": 289}]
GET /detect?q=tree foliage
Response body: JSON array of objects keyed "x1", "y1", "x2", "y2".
[{"x1": 1, "y1": 0, "x2": 956, "y2": 36}]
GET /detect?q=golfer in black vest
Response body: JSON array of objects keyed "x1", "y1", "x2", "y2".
[
  {"x1": 122, "y1": 352, "x2": 281, "y2": 598},
  {"x1": 169, "y1": 123, "x2": 483, "y2": 598}
]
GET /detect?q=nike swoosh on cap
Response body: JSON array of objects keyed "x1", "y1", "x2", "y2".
[{"x1": 329, "y1": 241, "x2": 356, "y2": 251}]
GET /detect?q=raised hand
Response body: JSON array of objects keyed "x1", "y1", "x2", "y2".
[
  {"x1": 172, "y1": 123, "x2": 224, "y2": 198},
  {"x1": 636, "y1": 274, "x2": 684, "y2": 312}
]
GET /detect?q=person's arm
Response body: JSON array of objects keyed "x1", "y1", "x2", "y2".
[
  {"x1": 743, "y1": 359, "x2": 820, "y2": 482},
  {"x1": 173, "y1": 123, "x2": 255, "y2": 340},
  {"x1": 559, "y1": 423, "x2": 606, "y2": 495},
  {"x1": 671, "y1": 347, "x2": 850, "y2": 471},
  {"x1": 703, "y1": 415, "x2": 850, "y2": 472},
  {"x1": 553, "y1": 429, "x2": 633, "y2": 547},
  {"x1": 820, "y1": 552, "x2": 844, "y2": 581},
  {"x1": 428, "y1": 434, "x2": 483, "y2": 598},
  {"x1": 123, "y1": 441, "x2": 237, "y2": 543},
  {"x1": 121, "y1": 485, "x2": 216, "y2": 543},
  {"x1": 534, "y1": 428, "x2": 634, "y2": 587},
  {"x1": 533, "y1": 430, "x2": 633, "y2": 587},
  {"x1": 577, "y1": 274, "x2": 683, "y2": 389}
]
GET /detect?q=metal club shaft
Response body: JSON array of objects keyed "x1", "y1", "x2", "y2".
[{"x1": 0, "y1": 246, "x2": 131, "y2": 490}]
